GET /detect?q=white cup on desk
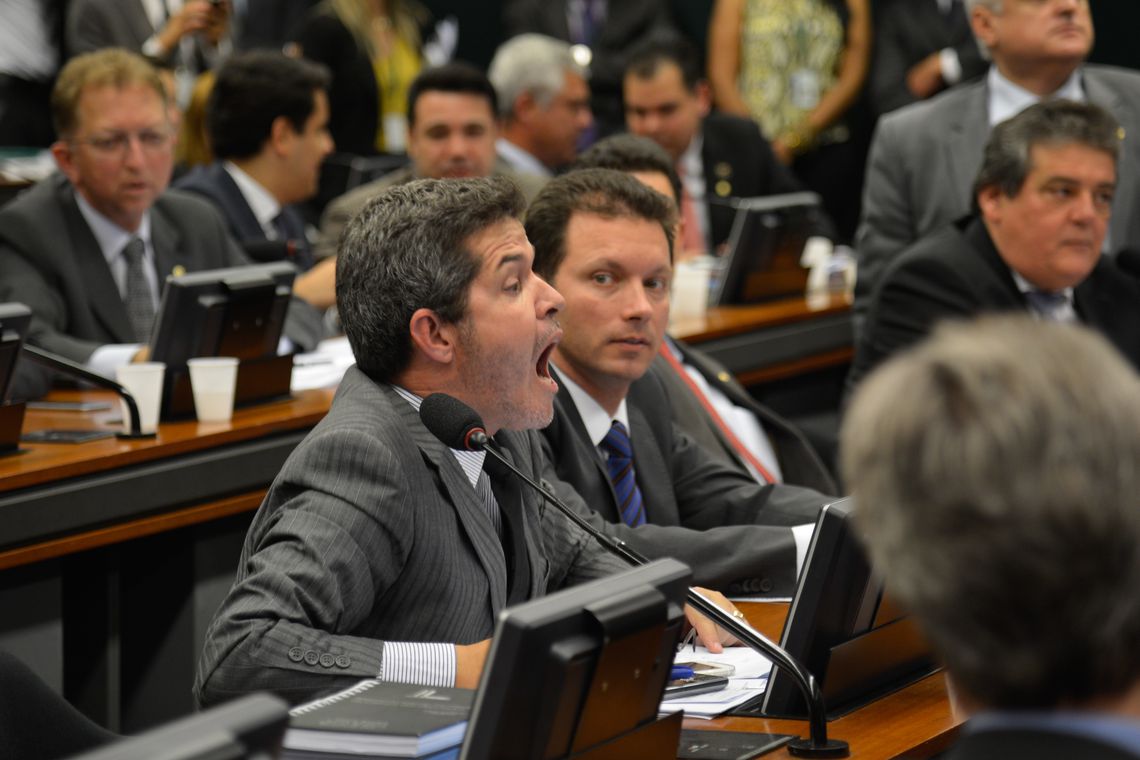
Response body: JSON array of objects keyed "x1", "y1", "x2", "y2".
[
  {"x1": 187, "y1": 357, "x2": 239, "y2": 422},
  {"x1": 115, "y1": 362, "x2": 165, "y2": 435}
]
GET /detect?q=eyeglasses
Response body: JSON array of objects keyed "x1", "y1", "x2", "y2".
[{"x1": 73, "y1": 128, "x2": 173, "y2": 157}]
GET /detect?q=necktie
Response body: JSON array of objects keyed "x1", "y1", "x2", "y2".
[
  {"x1": 121, "y1": 236, "x2": 155, "y2": 343},
  {"x1": 658, "y1": 344, "x2": 779, "y2": 484},
  {"x1": 475, "y1": 467, "x2": 504, "y2": 541},
  {"x1": 676, "y1": 164, "x2": 706, "y2": 254},
  {"x1": 1025, "y1": 289, "x2": 1069, "y2": 322},
  {"x1": 600, "y1": 420, "x2": 647, "y2": 527},
  {"x1": 272, "y1": 210, "x2": 313, "y2": 270}
]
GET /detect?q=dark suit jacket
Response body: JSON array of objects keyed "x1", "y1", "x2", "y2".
[
  {"x1": 195, "y1": 368, "x2": 631, "y2": 706},
  {"x1": 869, "y1": 0, "x2": 986, "y2": 118},
  {"x1": 541, "y1": 366, "x2": 828, "y2": 596},
  {"x1": 0, "y1": 173, "x2": 324, "y2": 397},
  {"x1": 654, "y1": 342, "x2": 837, "y2": 495},
  {"x1": 944, "y1": 725, "x2": 1140, "y2": 760},
  {"x1": 848, "y1": 216, "x2": 1140, "y2": 391},
  {"x1": 175, "y1": 162, "x2": 314, "y2": 269},
  {"x1": 700, "y1": 113, "x2": 830, "y2": 249}
]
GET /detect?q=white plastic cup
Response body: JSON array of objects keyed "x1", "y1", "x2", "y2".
[
  {"x1": 187, "y1": 357, "x2": 239, "y2": 423},
  {"x1": 115, "y1": 362, "x2": 166, "y2": 435}
]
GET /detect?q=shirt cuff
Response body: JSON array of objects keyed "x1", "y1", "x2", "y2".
[
  {"x1": 141, "y1": 35, "x2": 165, "y2": 59},
  {"x1": 791, "y1": 523, "x2": 816, "y2": 577},
  {"x1": 379, "y1": 642, "x2": 457, "y2": 687},
  {"x1": 939, "y1": 47, "x2": 962, "y2": 86},
  {"x1": 88, "y1": 343, "x2": 143, "y2": 378}
]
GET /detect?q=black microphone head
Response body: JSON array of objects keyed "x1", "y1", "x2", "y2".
[
  {"x1": 1116, "y1": 248, "x2": 1140, "y2": 279},
  {"x1": 419, "y1": 393, "x2": 488, "y2": 451}
]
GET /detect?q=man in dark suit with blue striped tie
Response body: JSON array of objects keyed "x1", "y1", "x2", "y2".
[{"x1": 530, "y1": 168, "x2": 829, "y2": 598}]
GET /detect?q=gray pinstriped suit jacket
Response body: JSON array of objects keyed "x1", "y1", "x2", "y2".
[{"x1": 194, "y1": 367, "x2": 630, "y2": 706}]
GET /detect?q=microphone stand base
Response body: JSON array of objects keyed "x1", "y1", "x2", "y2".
[
  {"x1": 787, "y1": 738, "x2": 850, "y2": 757},
  {"x1": 116, "y1": 431, "x2": 157, "y2": 439}
]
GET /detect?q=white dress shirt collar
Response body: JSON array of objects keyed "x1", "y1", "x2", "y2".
[
  {"x1": 223, "y1": 161, "x2": 282, "y2": 238},
  {"x1": 74, "y1": 189, "x2": 153, "y2": 268},
  {"x1": 552, "y1": 363, "x2": 630, "y2": 449},
  {"x1": 495, "y1": 138, "x2": 552, "y2": 177},
  {"x1": 988, "y1": 66, "x2": 1085, "y2": 127},
  {"x1": 393, "y1": 385, "x2": 486, "y2": 488}
]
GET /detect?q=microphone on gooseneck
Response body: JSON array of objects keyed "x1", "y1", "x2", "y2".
[{"x1": 418, "y1": 393, "x2": 849, "y2": 758}]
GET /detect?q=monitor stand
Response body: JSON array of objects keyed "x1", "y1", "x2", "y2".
[{"x1": 0, "y1": 401, "x2": 25, "y2": 455}]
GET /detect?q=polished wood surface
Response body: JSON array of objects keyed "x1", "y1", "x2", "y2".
[
  {"x1": 684, "y1": 603, "x2": 964, "y2": 759},
  {"x1": 671, "y1": 293, "x2": 852, "y2": 345},
  {"x1": 2, "y1": 388, "x2": 334, "y2": 492}
]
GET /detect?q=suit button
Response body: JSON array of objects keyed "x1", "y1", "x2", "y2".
[
  {"x1": 319, "y1": 653, "x2": 335, "y2": 668},
  {"x1": 759, "y1": 578, "x2": 773, "y2": 593},
  {"x1": 335, "y1": 655, "x2": 351, "y2": 668},
  {"x1": 288, "y1": 647, "x2": 304, "y2": 662},
  {"x1": 303, "y1": 650, "x2": 320, "y2": 665}
]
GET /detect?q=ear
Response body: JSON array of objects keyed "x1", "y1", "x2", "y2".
[
  {"x1": 970, "y1": 4, "x2": 998, "y2": 53},
  {"x1": 976, "y1": 184, "x2": 1004, "y2": 224},
  {"x1": 694, "y1": 80, "x2": 713, "y2": 118},
  {"x1": 50, "y1": 140, "x2": 78, "y2": 185},
  {"x1": 268, "y1": 115, "x2": 295, "y2": 157},
  {"x1": 408, "y1": 307, "x2": 458, "y2": 366},
  {"x1": 512, "y1": 91, "x2": 540, "y2": 125}
]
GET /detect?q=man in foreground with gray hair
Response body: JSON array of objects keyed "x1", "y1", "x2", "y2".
[
  {"x1": 855, "y1": 0, "x2": 1140, "y2": 321},
  {"x1": 842, "y1": 315, "x2": 1140, "y2": 758},
  {"x1": 848, "y1": 99, "x2": 1140, "y2": 391},
  {"x1": 488, "y1": 33, "x2": 593, "y2": 177}
]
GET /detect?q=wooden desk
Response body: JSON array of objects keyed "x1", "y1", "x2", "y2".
[
  {"x1": 0, "y1": 389, "x2": 334, "y2": 732},
  {"x1": 685, "y1": 603, "x2": 964, "y2": 759},
  {"x1": 670, "y1": 293, "x2": 853, "y2": 387}
]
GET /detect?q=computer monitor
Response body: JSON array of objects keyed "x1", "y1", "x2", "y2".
[
  {"x1": 0, "y1": 302, "x2": 31, "y2": 402},
  {"x1": 759, "y1": 498, "x2": 936, "y2": 719},
  {"x1": 460, "y1": 558, "x2": 691, "y2": 760},
  {"x1": 149, "y1": 261, "x2": 296, "y2": 368},
  {"x1": 710, "y1": 192, "x2": 820, "y2": 306},
  {"x1": 67, "y1": 694, "x2": 289, "y2": 760}
]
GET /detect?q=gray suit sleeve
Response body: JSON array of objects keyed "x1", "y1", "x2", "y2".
[{"x1": 854, "y1": 116, "x2": 918, "y2": 319}]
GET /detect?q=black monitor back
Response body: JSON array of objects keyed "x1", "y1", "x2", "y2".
[
  {"x1": 460, "y1": 558, "x2": 691, "y2": 760},
  {"x1": 711, "y1": 192, "x2": 820, "y2": 306},
  {"x1": 149, "y1": 261, "x2": 296, "y2": 368}
]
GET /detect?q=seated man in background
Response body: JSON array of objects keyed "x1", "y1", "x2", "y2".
[
  {"x1": 316, "y1": 62, "x2": 546, "y2": 259},
  {"x1": 196, "y1": 175, "x2": 766, "y2": 707},
  {"x1": 528, "y1": 169, "x2": 829, "y2": 598},
  {"x1": 621, "y1": 33, "x2": 822, "y2": 257},
  {"x1": 572, "y1": 134, "x2": 836, "y2": 496},
  {"x1": 487, "y1": 33, "x2": 593, "y2": 178},
  {"x1": 842, "y1": 315, "x2": 1140, "y2": 759},
  {"x1": 848, "y1": 100, "x2": 1140, "y2": 393},
  {"x1": 0, "y1": 48, "x2": 324, "y2": 399},
  {"x1": 175, "y1": 50, "x2": 337, "y2": 310}
]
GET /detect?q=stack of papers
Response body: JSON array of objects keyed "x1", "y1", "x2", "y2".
[{"x1": 662, "y1": 645, "x2": 773, "y2": 719}]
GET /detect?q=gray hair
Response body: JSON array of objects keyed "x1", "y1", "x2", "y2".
[
  {"x1": 973, "y1": 99, "x2": 1120, "y2": 203},
  {"x1": 963, "y1": 0, "x2": 1002, "y2": 60},
  {"x1": 337, "y1": 176, "x2": 526, "y2": 382},
  {"x1": 841, "y1": 315, "x2": 1140, "y2": 709},
  {"x1": 488, "y1": 33, "x2": 587, "y2": 121}
]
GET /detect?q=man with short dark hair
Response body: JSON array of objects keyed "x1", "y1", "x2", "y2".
[
  {"x1": 843, "y1": 315, "x2": 1140, "y2": 758},
  {"x1": 856, "y1": 0, "x2": 1140, "y2": 320},
  {"x1": 622, "y1": 33, "x2": 819, "y2": 257},
  {"x1": 488, "y1": 34, "x2": 593, "y2": 177},
  {"x1": 529, "y1": 168, "x2": 829, "y2": 598},
  {"x1": 316, "y1": 62, "x2": 545, "y2": 258},
  {"x1": 849, "y1": 99, "x2": 1140, "y2": 392},
  {"x1": 176, "y1": 51, "x2": 336, "y2": 308},
  {"x1": 0, "y1": 48, "x2": 323, "y2": 398},
  {"x1": 197, "y1": 175, "x2": 753, "y2": 706}
]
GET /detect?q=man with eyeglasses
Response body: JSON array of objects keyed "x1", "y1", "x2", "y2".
[{"x1": 0, "y1": 47, "x2": 324, "y2": 400}]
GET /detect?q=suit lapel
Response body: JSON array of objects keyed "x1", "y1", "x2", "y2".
[
  {"x1": 149, "y1": 201, "x2": 187, "y2": 299},
  {"x1": 944, "y1": 85, "x2": 990, "y2": 216},
  {"x1": 388, "y1": 388, "x2": 509, "y2": 616},
  {"x1": 627, "y1": 404, "x2": 676, "y2": 524},
  {"x1": 483, "y1": 435, "x2": 532, "y2": 605},
  {"x1": 211, "y1": 164, "x2": 267, "y2": 242},
  {"x1": 553, "y1": 369, "x2": 622, "y2": 523},
  {"x1": 58, "y1": 183, "x2": 135, "y2": 342}
]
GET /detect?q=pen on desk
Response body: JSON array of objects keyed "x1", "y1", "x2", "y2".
[{"x1": 670, "y1": 665, "x2": 694, "y2": 681}]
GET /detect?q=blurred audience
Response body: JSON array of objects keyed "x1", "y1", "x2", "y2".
[
  {"x1": 0, "y1": 0, "x2": 61, "y2": 147},
  {"x1": 706, "y1": 0, "x2": 870, "y2": 241}
]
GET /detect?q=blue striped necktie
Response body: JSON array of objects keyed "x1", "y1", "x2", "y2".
[{"x1": 600, "y1": 420, "x2": 646, "y2": 527}]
